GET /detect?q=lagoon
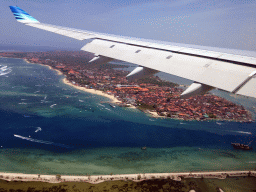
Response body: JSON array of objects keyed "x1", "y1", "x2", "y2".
[{"x1": 0, "y1": 57, "x2": 255, "y2": 175}]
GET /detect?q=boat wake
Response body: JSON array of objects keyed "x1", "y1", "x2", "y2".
[
  {"x1": 225, "y1": 130, "x2": 252, "y2": 135},
  {"x1": 14, "y1": 134, "x2": 72, "y2": 148},
  {"x1": 0, "y1": 65, "x2": 12, "y2": 76},
  {"x1": 236, "y1": 131, "x2": 252, "y2": 135},
  {"x1": 18, "y1": 102, "x2": 28, "y2": 105},
  {"x1": 35, "y1": 127, "x2": 42, "y2": 132},
  {"x1": 50, "y1": 104, "x2": 57, "y2": 108},
  {"x1": 41, "y1": 95, "x2": 51, "y2": 103}
]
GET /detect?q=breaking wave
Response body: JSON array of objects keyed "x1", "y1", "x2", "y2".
[
  {"x1": 14, "y1": 134, "x2": 72, "y2": 148},
  {"x1": 0, "y1": 65, "x2": 12, "y2": 76}
]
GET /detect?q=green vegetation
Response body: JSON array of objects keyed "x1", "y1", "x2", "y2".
[
  {"x1": 136, "y1": 102, "x2": 155, "y2": 110},
  {"x1": 0, "y1": 177, "x2": 256, "y2": 191},
  {"x1": 11, "y1": 51, "x2": 130, "y2": 69},
  {"x1": 208, "y1": 113, "x2": 217, "y2": 119},
  {"x1": 137, "y1": 76, "x2": 177, "y2": 87}
]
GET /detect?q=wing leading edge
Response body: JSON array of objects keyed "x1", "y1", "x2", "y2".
[{"x1": 9, "y1": 6, "x2": 256, "y2": 98}]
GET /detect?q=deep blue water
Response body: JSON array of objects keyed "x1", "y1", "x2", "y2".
[{"x1": 0, "y1": 57, "x2": 255, "y2": 175}]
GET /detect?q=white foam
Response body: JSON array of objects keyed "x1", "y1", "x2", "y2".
[
  {"x1": 105, "y1": 108, "x2": 111, "y2": 111},
  {"x1": 50, "y1": 104, "x2": 57, "y2": 108},
  {"x1": 248, "y1": 161, "x2": 256, "y2": 163},
  {"x1": 18, "y1": 102, "x2": 27, "y2": 105},
  {"x1": 35, "y1": 127, "x2": 42, "y2": 133},
  {"x1": 225, "y1": 130, "x2": 252, "y2": 135},
  {"x1": 41, "y1": 100, "x2": 51, "y2": 103},
  {"x1": 236, "y1": 131, "x2": 252, "y2": 135},
  {"x1": 79, "y1": 99, "x2": 84, "y2": 102},
  {"x1": 0, "y1": 65, "x2": 12, "y2": 76},
  {"x1": 14, "y1": 134, "x2": 53, "y2": 144},
  {"x1": 14, "y1": 134, "x2": 72, "y2": 148}
]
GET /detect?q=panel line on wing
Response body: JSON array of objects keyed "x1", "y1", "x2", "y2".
[{"x1": 93, "y1": 37, "x2": 256, "y2": 68}]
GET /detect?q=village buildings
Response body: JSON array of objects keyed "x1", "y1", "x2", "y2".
[{"x1": 0, "y1": 51, "x2": 252, "y2": 122}]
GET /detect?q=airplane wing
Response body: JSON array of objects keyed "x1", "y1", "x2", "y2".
[{"x1": 9, "y1": 6, "x2": 256, "y2": 98}]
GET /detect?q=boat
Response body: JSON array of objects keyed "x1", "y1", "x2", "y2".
[
  {"x1": 231, "y1": 143, "x2": 252, "y2": 150},
  {"x1": 141, "y1": 146, "x2": 147, "y2": 150},
  {"x1": 109, "y1": 104, "x2": 116, "y2": 108}
]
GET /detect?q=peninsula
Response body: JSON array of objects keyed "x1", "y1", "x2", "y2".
[{"x1": 0, "y1": 51, "x2": 253, "y2": 122}]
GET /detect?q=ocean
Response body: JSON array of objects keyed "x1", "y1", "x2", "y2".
[{"x1": 0, "y1": 57, "x2": 255, "y2": 175}]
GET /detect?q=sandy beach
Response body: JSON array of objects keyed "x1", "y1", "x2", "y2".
[
  {"x1": 0, "y1": 170, "x2": 255, "y2": 184},
  {"x1": 24, "y1": 59, "x2": 63, "y2": 76},
  {"x1": 62, "y1": 78, "x2": 121, "y2": 104},
  {"x1": 146, "y1": 110, "x2": 164, "y2": 118},
  {"x1": 22, "y1": 59, "x2": 171, "y2": 117},
  {"x1": 24, "y1": 58, "x2": 120, "y2": 103}
]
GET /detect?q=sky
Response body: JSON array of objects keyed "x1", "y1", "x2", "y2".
[{"x1": 0, "y1": 0, "x2": 256, "y2": 52}]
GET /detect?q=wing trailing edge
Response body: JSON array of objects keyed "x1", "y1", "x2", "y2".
[{"x1": 9, "y1": 6, "x2": 256, "y2": 98}]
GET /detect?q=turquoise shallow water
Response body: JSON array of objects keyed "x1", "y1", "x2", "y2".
[{"x1": 0, "y1": 57, "x2": 255, "y2": 175}]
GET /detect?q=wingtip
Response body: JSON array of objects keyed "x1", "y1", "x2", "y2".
[{"x1": 9, "y1": 5, "x2": 40, "y2": 23}]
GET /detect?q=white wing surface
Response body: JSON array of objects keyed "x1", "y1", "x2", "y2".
[{"x1": 9, "y1": 6, "x2": 256, "y2": 98}]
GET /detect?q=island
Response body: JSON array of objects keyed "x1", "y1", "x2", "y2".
[{"x1": 0, "y1": 51, "x2": 253, "y2": 122}]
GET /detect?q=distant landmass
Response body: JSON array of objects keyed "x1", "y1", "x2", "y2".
[{"x1": 0, "y1": 44, "x2": 80, "y2": 52}]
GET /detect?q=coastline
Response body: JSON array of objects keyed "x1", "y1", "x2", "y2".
[
  {"x1": 0, "y1": 170, "x2": 255, "y2": 184},
  {"x1": 24, "y1": 58, "x2": 120, "y2": 104},
  {"x1": 6, "y1": 57, "x2": 253, "y2": 121},
  {"x1": 62, "y1": 78, "x2": 121, "y2": 104},
  {"x1": 24, "y1": 59, "x2": 62, "y2": 76}
]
